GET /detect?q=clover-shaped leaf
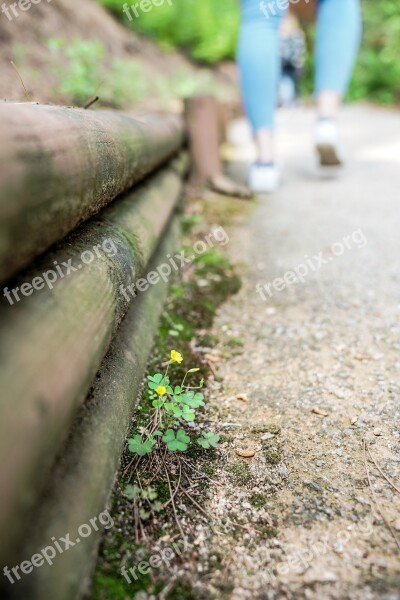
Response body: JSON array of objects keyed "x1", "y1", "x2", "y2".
[
  {"x1": 162, "y1": 428, "x2": 190, "y2": 451},
  {"x1": 181, "y1": 405, "x2": 196, "y2": 422},
  {"x1": 197, "y1": 432, "x2": 220, "y2": 449},
  {"x1": 152, "y1": 398, "x2": 164, "y2": 408},
  {"x1": 181, "y1": 391, "x2": 205, "y2": 409},
  {"x1": 123, "y1": 484, "x2": 140, "y2": 501},
  {"x1": 128, "y1": 434, "x2": 155, "y2": 456},
  {"x1": 141, "y1": 486, "x2": 157, "y2": 501},
  {"x1": 172, "y1": 406, "x2": 183, "y2": 418},
  {"x1": 147, "y1": 373, "x2": 164, "y2": 390}
]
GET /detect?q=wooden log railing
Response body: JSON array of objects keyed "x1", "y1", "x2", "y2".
[
  {"x1": 0, "y1": 103, "x2": 184, "y2": 284},
  {"x1": 0, "y1": 103, "x2": 188, "y2": 599}
]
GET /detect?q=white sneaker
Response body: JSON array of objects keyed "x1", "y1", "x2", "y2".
[
  {"x1": 249, "y1": 163, "x2": 280, "y2": 193},
  {"x1": 315, "y1": 119, "x2": 344, "y2": 167}
]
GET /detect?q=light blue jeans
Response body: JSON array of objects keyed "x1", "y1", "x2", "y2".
[{"x1": 238, "y1": 0, "x2": 362, "y2": 131}]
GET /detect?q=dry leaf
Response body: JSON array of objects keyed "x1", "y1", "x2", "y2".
[
  {"x1": 236, "y1": 393, "x2": 249, "y2": 402},
  {"x1": 236, "y1": 449, "x2": 256, "y2": 458},
  {"x1": 312, "y1": 408, "x2": 329, "y2": 417}
]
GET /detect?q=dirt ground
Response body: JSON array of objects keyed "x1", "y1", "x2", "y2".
[
  {"x1": 101, "y1": 105, "x2": 400, "y2": 600},
  {"x1": 191, "y1": 104, "x2": 400, "y2": 600}
]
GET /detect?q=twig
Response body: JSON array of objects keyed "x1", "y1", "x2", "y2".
[
  {"x1": 363, "y1": 438, "x2": 400, "y2": 552},
  {"x1": 133, "y1": 502, "x2": 139, "y2": 544},
  {"x1": 180, "y1": 457, "x2": 222, "y2": 487},
  {"x1": 180, "y1": 486, "x2": 210, "y2": 519},
  {"x1": 160, "y1": 452, "x2": 187, "y2": 544},
  {"x1": 366, "y1": 443, "x2": 400, "y2": 496},
  {"x1": 230, "y1": 520, "x2": 264, "y2": 536},
  {"x1": 163, "y1": 457, "x2": 182, "y2": 509},
  {"x1": 83, "y1": 95, "x2": 99, "y2": 109},
  {"x1": 10, "y1": 61, "x2": 31, "y2": 100}
]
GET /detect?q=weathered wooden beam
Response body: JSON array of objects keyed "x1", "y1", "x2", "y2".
[
  {"x1": 0, "y1": 103, "x2": 184, "y2": 284},
  {"x1": 0, "y1": 155, "x2": 188, "y2": 566},
  {"x1": 0, "y1": 217, "x2": 180, "y2": 600}
]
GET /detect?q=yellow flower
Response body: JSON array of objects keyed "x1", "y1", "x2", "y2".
[
  {"x1": 155, "y1": 385, "x2": 167, "y2": 396},
  {"x1": 170, "y1": 350, "x2": 183, "y2": 364}
]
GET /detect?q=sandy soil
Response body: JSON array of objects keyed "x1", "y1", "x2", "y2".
[{"x1": 197, "y1": 105, "x2": 400, "y2": 600}]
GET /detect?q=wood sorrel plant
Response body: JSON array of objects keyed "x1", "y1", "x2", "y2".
[{"x1": 128, "y1": 350, "x2": 220, "y2": 457}]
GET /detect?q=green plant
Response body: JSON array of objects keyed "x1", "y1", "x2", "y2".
[
  {"x1": 123, "y1": 484, "x2": 163, "y2": 520},
  {"x1": 98, "y1": 0, "x2": 239, "y2": 64},
  {"x1": 127, "y1": 350, "x2": 219, "y2": 457},
  {"x1": 198, "y1": 432, "x2": 220, "y2": 449},
  {"x1": 47, "y1": 38, "x2": 105, "y2": 104}
]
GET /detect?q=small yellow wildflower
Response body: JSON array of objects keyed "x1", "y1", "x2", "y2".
[
  {"x1": 155, "y1": 385, "x2": 167, "y2": 396},
  {"x1": 170, "y1": 350, "x2": 183, "y2": 364}
]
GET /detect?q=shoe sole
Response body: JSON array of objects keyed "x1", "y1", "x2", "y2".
[{"x1": 316, "y1": 143, "x2": 342, "y2": 167}]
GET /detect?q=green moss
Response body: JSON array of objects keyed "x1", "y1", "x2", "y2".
[
  {"x1": 91, "y1": 573, "x2": 129, "y2": 600},
  {"x1": 226, "y1": 462, "x2": 253, "y2": 486},
  {"x1": 198, "y1": 333, "x2": 219, "y2": 347},
  {"x1": 248, "y1": 493, "x2": 267, "y2": 508},
  {"x1": 263, "y1": 449, "x2": 282, "y2": 465},
  {"x1": 153, "y1": 480, "x2": 170, "y2": 504},
  {"x1": 203, "y1": 462, "x2": 217, "y2": 477},
  {"x1": 218, "y1": 434, "x2": 233, "y2": 444},
  {"x1": 259, "y1": 525, "x2": 278, "y2": 539},
  {"x1": 364, "y1": 571, "x2": 400, "y2": 594},
  {"x1": 166, "y1": 579, "x2": 200, "y2": 599},
  {"x1": 225, "y1": 336, "x2": 243, "y2": 348},
  {"x1": 252, "y1": 423, "x2": 281, "y2": 435}
]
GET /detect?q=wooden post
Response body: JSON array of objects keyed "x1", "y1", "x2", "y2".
[
  {"x1": 184, "y1": 95, "x2": 252, "y2": 199},
  {"x1": 184, "y1": 95, "x2": 222, "y2": 182}
]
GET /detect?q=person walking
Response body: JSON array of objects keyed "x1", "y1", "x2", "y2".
[{"x1": 237, "y1": 0, "x2": 362, "y2": 192}]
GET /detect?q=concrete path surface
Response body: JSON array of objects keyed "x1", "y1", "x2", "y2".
[{"x1": 204, "y1": 105, "x2": 400, "y2": 599}]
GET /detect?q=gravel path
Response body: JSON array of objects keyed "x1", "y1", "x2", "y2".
[{"x1": 203, "y1": 105, "x2": 400, "y2": 600}]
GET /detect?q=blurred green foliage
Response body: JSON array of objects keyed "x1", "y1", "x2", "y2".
[
  {"x1": 99, "y1": 0, "x2": 400, "y2": 105},
  {"x1": 349, "y1": 0, "x2": 400, "y2": 104},
  {"x1": 46, "y1": 37, "x2": 219, "y2": 107},
  {"x1": 98, "y1": 0, "x2": 239, "y2": 63}
]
